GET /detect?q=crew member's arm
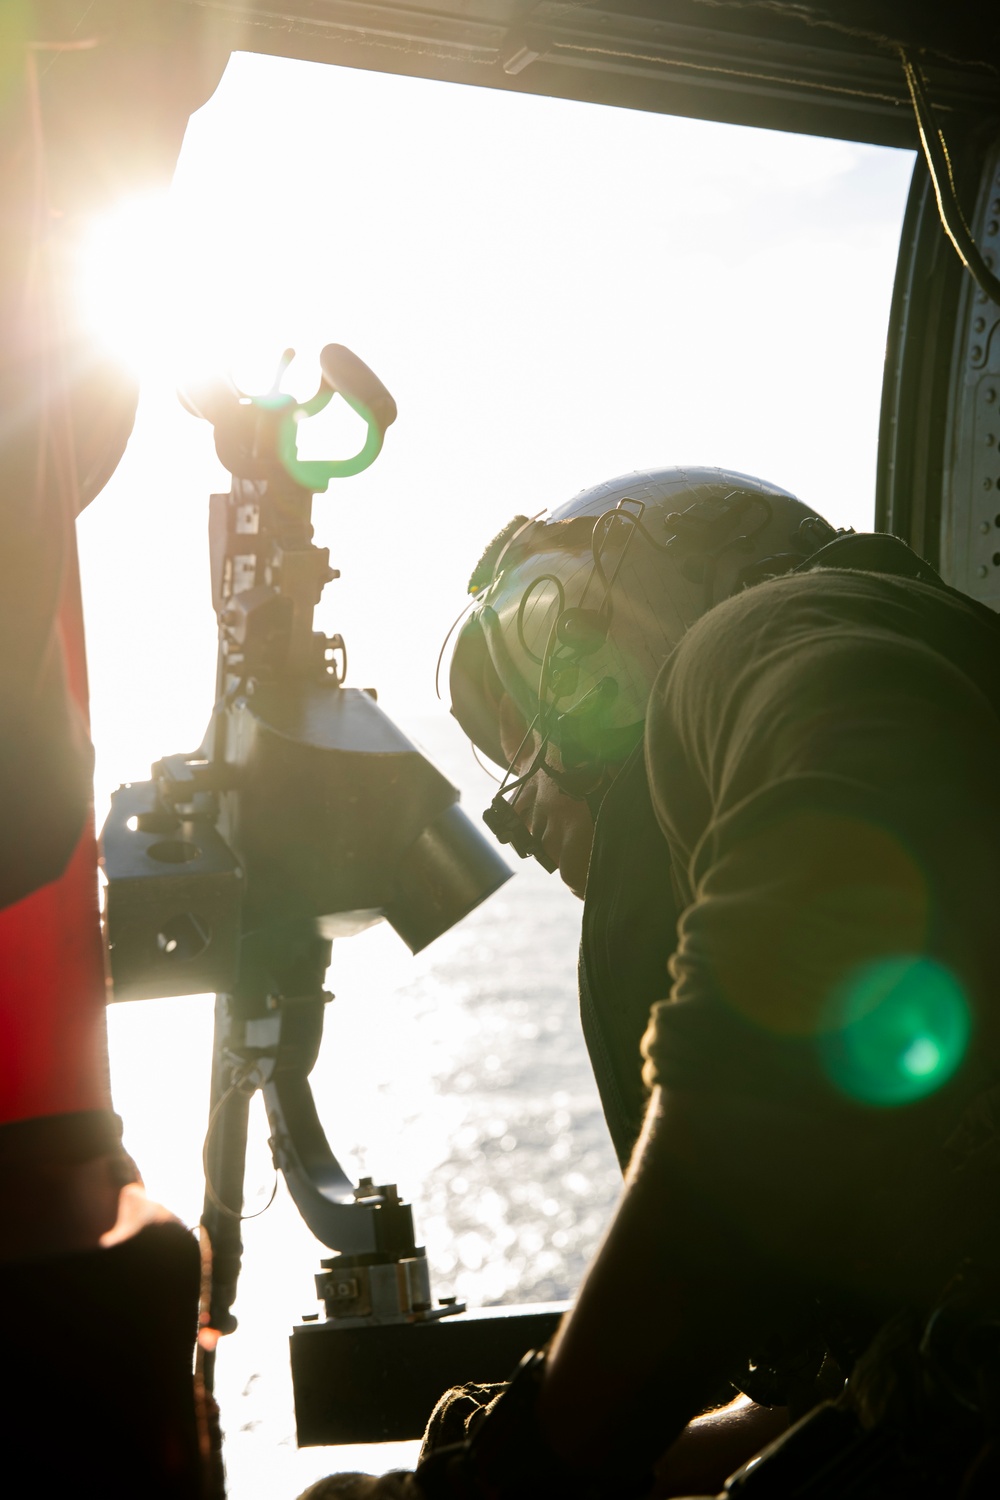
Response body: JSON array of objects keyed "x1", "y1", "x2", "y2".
[{"x1": 537, "y1": 1085, "x2": 776, "y2": 1485}]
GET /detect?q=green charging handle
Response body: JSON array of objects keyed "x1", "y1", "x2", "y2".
[{"x1": 274, "y1": 344, "x2": 397, "y2": 491}]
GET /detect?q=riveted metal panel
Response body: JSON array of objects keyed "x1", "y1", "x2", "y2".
[{"x1": 940, "y1": 138, "x2": 1000, "y2": 606}]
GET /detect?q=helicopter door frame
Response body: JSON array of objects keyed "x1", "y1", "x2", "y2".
[{"x1": 878, "y1": 120, "x2": 1000, "y2": 594}]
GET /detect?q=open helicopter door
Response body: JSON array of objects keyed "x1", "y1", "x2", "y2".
[{"x1": 878, "y1": 121, "x2": 1000, "y2": 592}]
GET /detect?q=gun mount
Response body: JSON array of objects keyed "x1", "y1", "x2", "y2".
[{"x1": 99, "y1": 346, "x2": 524, "y2": 1424}]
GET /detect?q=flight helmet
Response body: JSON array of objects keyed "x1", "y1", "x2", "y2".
[{"x1": 449, "y1": 466, "x2": 836, "y2": 863}]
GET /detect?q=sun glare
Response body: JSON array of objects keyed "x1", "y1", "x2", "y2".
[
  {"x1": 77, "y1": 190, "x2": 243, "y2": 389},
  {"x1": 78, "y1": 193, "x2": 178, "y2": 373},
  {"x1": 76, "y1": 186, "x2": 340, "y2": 412}
]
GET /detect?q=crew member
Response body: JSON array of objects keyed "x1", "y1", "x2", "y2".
[
  {"x1": 0, "y1": 15, "x2": 228, "y2": 1495},
  {"x1": 306, "y1": 466, "x2": 1000, "y2": 1497},
  {"x1": 445, "y1": 467, "x2": 1000, "y2": 1495}
]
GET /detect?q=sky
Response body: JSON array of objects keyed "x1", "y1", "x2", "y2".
[{"x1": 71, "y1": 50, "x2": 916, "y2": 1495}]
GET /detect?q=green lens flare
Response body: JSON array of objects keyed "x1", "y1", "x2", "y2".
[{"x1": 820, "y1": 956, "x2": 970, "y2": 1106}]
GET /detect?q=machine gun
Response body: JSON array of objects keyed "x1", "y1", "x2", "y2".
[{"x1": 100, "y1": 346, "x2": 563, "y2": 1443}]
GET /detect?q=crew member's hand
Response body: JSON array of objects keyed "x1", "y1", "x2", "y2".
[
  {"x1": 99, "y1": 1180, "x2": 183, "y2": 1247},
  {"x1": 651, "y1": 1396, "x2": 789, "y2": 1496}
]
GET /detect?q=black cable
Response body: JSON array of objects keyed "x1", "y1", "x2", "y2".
[{"x1": 901, "y1": 51, "x2": 1000, "y2": 308}]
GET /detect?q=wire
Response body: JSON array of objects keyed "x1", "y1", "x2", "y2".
[
  {"x1": 495, "y1": 509, "x2": 638, "y2": 812},
  {"x1": 587, "y1": 503, "x2": 675, "y2": 613},
  {"x1": 507, "y1": 739, "x2": 554, "y2": 807},
  {"x1": 536, "y1": 612, "x2": 564, "y2": 724},
  {"x1": 494, "y1": 705, "x2": 571, "y2": 828},
  {"x1": 901, "y1": 51, "x2": 1000, "y2": 308},
  {"x1": 498, "y1": 712, "x2": 546, "y2": 799},
  {"x1": 500, "y1": 492, "x2": 752, "y2": 806},
  {"x1": 491, "y1": 489, "x2": 791, "y2": 815},
  {"x1": 202, "y1": 1061, "x2": 279, "y2": 1222},
  {"x1": 533, "y1": 502, "x2": 650, "y2": 734},
  {"x1": 434, "y1": 594, "x2": 478, "y2": 701},
  {"x1": 469, "y1": 739, "x2": 502, "y2": 783},
  {"x1": 517, "y1": 573, "x2": 566, "y2": 665}
]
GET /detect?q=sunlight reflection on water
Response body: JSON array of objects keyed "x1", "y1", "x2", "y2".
[{"x1": 106, "y1": 716, "x2": 622, "y2": 1498}]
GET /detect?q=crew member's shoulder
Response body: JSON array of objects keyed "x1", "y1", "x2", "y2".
[
  {"x1": 654, "y1": 561, "x2": 1000, "y2": 733},
  {"x1": 686, "y1": 563, "x2": 997, "y2": 654},
  {"x1": 667, "y1": 567, "x2": 900, "y2": 665},
  {"x1": 726, "y1": 561, "x2": 963, "y2": 614}
]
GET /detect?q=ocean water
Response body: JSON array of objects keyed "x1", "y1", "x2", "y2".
[{"x1": 107, "y1": 712, "x2": 623, "y2": 1498}]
